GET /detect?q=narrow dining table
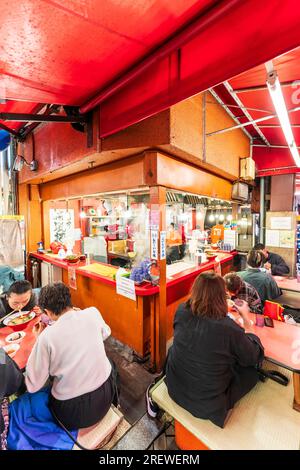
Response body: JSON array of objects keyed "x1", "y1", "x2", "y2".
[
  {"x1": 0, "y1": 317, "x2": 37, "y2": 369},
  {"x1": 247, "y1": 312, "x2": 300, "y2": 412}
]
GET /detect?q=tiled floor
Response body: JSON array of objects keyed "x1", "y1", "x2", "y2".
[{"x1": 105, "y1": 336, "x2": 178, "y2": 450}]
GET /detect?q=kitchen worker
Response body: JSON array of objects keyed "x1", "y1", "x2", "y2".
[
  {"x1": 210, "y1": 223, "x2": 224, "y2": 245},
  {"x1": 166, "y1": 223, "x2": 182, "y2": 264},
  {"x1": 254, "y1": 243, "x2": 290, "y2": 276}
]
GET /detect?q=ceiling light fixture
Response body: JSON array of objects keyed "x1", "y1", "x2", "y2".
[{"x1": 266, "y1": 70, "x2": 300, "y2": 167}]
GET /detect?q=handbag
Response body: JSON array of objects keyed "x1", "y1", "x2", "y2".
[
  {"x1": 258, "y1": 369, "x2": 289, "y2": 386},
  {"x1": 263, "y1": 300, "x2": 284, "y2": 322}
]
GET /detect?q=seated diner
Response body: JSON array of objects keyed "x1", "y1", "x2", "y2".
[
  {"x1": 7, "y1": 282, "x2": 116, "y2": 450},
  {"x1": 237, "y1": 250, "x2": 281, "y2": 305},
  {"x1": 165, "y1": 271, "x2": 264, "y2": 428},
  {"x1": 224, "y1": 272, "x2": 263, "y2": 315},
  {"x1": 0, "y1": 280, "x2": 38, "y2": 321},
  {"x1": 0, "y1": 348, "x2": 25, "y2": 450},
  {"x1": 254, "y1": 243, "x2": 290, "y2": 276}
]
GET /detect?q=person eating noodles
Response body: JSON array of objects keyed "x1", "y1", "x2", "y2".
[
  {"x1": 165, "y1": 271, "x2": 264, "y2": 428},
  {"x1": 237, "y1": 250, "x2": 281, "y2": 304},
  {"x1": 224, "y1": 272, "x2": 263, "y2": 315},
  {"x1": 0, "y1": 280, "x2": 39, "y2": 322},
  {"x1": 7, "y1": 282, "x2": 117, "y2": 450}
]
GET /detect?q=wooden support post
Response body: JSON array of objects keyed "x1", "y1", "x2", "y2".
[
  {"x1": 293, "y1": 372, "x2": 300, "y2": 412},
  {"x1": 149, "y1": 186, "x2": 166, "y2": 372}
]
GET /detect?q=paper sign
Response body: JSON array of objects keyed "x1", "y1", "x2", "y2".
[
  {"x1": 223, "y1": 230, "x2": 236, "y2": 249},
  {"x1": 265, "y1": 229, "x2": 280, "y2": 247},
  {"x1": 160, "y1": 231, "x2": 166, "y2": 260},
  {"x1": 150, "y1": 209, "x2": 160, "y2": 231},
  {"x1": 279, "y1": 230, "x2": 294, "y2": 248},
  {"x1": 270, "y1": 217, "x2": 292, "y2": 230},
  {"x1": 68, "y1": 266, "x2": 77, "y2": 290},
  {"x1": 116, "y1": 277, "x2": 136, "y2": 301},
  {"x1": 151, "y1": 230, "x2": 159, "y2": 260}
]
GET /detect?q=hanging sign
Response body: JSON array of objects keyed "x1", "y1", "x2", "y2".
[
  {"x1": 68, "y1": 266, "x2": 77, "y2": 290},
  {"x1": 151, "y1": 230, "x2": 159, "y2": 260},
  {"x1": 160, "y1": 231, "x2": 166, "y2": 260}
]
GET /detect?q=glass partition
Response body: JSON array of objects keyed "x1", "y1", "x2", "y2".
[
  {"x1": 165, "y1": 191, "x2": 234, "y2": 265},
  {"x1": 48, "y1": 191, "x2": 150, "y2": 268}
]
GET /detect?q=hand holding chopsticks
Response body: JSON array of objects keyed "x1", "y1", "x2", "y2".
[{"x1": 0, "y1": 309, "x2": 20, "y2": 324}]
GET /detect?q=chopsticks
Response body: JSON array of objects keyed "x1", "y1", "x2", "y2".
[{"x1": 0, "y1": 309, "x2": 20, "y2": 324}]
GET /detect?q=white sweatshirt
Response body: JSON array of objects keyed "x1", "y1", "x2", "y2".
[{"x1": 25, "y1": 307, "x2": 112, "y2": 400}]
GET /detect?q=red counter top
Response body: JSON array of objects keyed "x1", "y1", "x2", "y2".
[
  {"x1": 30, "y1": 252, "x2": 159, "y2": 296},
  {"x1": 166, "y1": 252, "x2": 235, "y2": 288},
  {"x1": 30, "y1": 251, "x2": 236, "y2": 297}
]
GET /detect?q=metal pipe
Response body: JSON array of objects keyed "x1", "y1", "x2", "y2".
[
  {"x1": 258, "y1": 124, "x2": 300, "y2": 128},
  {"x1": 233, "y1": 79, "x2": 300, "y2": 94},
  {"x1": 223, "y1": 81, "x2": 270, "y2": 146},
  {"x1": 206, "y1": 105, "x2": 300, "y2": 136},
  {"x1": 79, "y1": 0, "x2": 241, "y2": 114},
  {"x1": 208, "y1": 89, "x2": 252, "y2": 139},
  {"x1": 259, "y1": 177, "x2": 265, "y2": 244},
  {"x1": 0, "y1": 113, "x2": 85, "y2": 123},
  {"x1": 253, "y1": 144, "x2": 300, "y2": 149}
]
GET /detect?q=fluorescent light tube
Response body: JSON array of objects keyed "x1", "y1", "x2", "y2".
[{"x1": 267, "y1": 71, "x2": 300, "y2": 167}]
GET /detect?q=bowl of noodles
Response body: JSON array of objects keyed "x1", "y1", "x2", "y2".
[{"x1": 3, "y1": 311, "x2": 35, "y2": 331}]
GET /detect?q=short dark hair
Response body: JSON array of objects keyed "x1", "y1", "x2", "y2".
[
  {"x1": 39, "y1": 282, "x2": 72, "y2": 315},
  {"x1": 224, "y1": 272, "x2": 243, "y2": 293},
  {"x1": 7, "y1": 280, "x2": 32, "y2": 297},
  {"x1": 187, "y1": 271, "x2": 227, "y2": 319},
  {"x1": 254, "y1": 243, "x2": 265, "y2": 250},
  {"x1": 247, "y1": 249, "x2": 265, "y2": 268}
]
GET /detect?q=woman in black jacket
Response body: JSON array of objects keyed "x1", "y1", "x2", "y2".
[
  {"x1": 165, "y1": 271, "x2": 264, "y2": 428},
  {"x1": 0, "y1": 349, "x2": 24, "y2": 449}
]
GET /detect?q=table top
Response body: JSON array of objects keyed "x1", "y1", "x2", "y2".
[
  {"x1": 0, "y1": 317, "x2": 37, "y2": 370},
  {"x1": 248, "y1": 312, "x2": 300, "y2": 373},
  {"x1": 274, "y1": 276, "x2": 300, "y2": 293}
]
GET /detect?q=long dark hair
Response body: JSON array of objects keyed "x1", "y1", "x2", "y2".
[{"x1": 187, "y1": 271, "x2": 227, "y2": 319}]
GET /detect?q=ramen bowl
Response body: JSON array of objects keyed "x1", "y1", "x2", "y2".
[{"x1": 3, "y1": 311, "x2": 35, "y2": 331}]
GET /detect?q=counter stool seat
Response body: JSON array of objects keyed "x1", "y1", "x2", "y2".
[
  {"x1": 72, "y1": 405, "x2": 123, "y2": 450},
  {"x1": 150, "y1": 364, "x2": 300, "y2": 450}
]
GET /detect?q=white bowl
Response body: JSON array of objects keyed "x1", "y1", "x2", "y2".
[
  {"x1": 3, "y1": 343, "x2": 20, "y2": 358},
  {"x1": 3, "y1": 310, "x2": 35, "y2": 331},
  {"x1": 5, "y1": 331, "x2": 26, "y2": 344}
]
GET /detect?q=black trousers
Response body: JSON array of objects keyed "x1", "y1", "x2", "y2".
[
  {"x1": 49, "y1": 372, "x2": 115, "y2": 430},
  {"x1": 201, "y1": 366, "x2": 259, "y2": 428}
]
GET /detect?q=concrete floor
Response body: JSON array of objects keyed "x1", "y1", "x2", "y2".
[{"x1": 105, "y1": 336, "x2": 178, "y2": 450}]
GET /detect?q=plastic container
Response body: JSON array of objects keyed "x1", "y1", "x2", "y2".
[
  {"x1": 255, "y1": 314, "x2": 265, "y2": 327},
  {"x1": 57, "y1": 247, "x2": 66, "y2": 259}
]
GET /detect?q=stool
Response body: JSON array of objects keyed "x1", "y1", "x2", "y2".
[
  {"x1": 73, "y1": 405, "x2": 123, "y2": 450},
  {"x1": 150, "y1": 364, "x2": 300, "y2": 450}
]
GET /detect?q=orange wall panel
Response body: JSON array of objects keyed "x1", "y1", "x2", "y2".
[{"x1": 155, "y1": 153, "x2": 232, "y2": 200}]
